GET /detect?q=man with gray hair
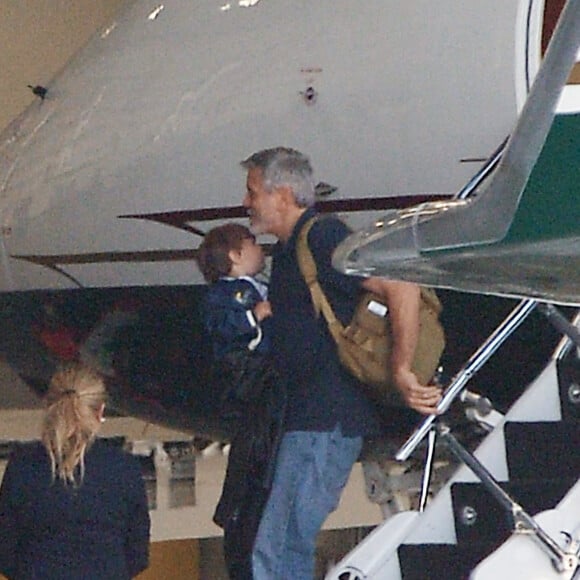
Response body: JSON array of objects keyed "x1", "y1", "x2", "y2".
[{"x1": 241, "y1": 146, "x2": 441, "y2": 579}]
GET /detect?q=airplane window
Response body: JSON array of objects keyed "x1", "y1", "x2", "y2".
[
  {"x1": 557, "y1": 84, "x2": 580, "y2": 114},
  {"x1": 557, "y1": 57, "x2": 580, "y2": 114}
]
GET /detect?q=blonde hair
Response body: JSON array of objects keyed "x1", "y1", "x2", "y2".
[{"x1": 42, "y1": 363, "x2": 107, "y2": 485}]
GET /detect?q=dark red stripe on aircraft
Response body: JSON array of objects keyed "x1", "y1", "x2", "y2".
[
  {"x1": 12, "y1": 195, "x2": 449, "y2": 269},
  {"x1": 120, "y1": 195, "x2": 449, "y2": 233}
]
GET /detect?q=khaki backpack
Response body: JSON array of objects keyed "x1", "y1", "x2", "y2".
[{"x1": 296, "y1": 216, "x2": 445, "y2": 410}]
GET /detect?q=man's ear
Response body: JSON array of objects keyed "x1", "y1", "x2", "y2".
[{"x1": 277, "y1": 184, "x2": 296, "y2": 208}]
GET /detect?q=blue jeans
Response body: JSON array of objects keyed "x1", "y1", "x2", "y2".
[{"x1": 252, "y1": 426, "x2": 363, "y2": 579}]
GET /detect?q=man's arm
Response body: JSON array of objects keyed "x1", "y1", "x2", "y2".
[{"x1": 362, "y1": 277, "x2": 441, "y2": 415}]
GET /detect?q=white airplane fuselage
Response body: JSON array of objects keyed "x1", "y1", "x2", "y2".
[
  {"x1": 0, "y1": 0, "x2": 569, "y2": 438},
  {"x1": 1, "y1": 0, "x2": 544, "y2": 293}
]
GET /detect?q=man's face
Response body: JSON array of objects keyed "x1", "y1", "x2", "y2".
[{"x1": 243, "y1": 167, "x2": 285, "y2": 237}]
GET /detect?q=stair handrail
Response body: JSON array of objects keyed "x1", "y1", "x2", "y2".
[
  {"x1": 539, "y1": 304, "x2": 580, "y2": 350},
  {"x1": 396, "y1": 298, "x2": 538, "y2": 461}
]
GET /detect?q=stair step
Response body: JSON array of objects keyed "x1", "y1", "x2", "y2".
[
  {"x1": 398, "y1": 478, "x2": 573, "y2": 579},
  {"x1": 504, "y1": 420, "x2": 580, "y2": 480},
  {"x1": 399, "y1": 420, "x2": 578, "y2": 579},
  {"x1": 398, "y1": 541, "x2": 495, "y2": 580},
  {"x1": 451, "y1": 478, "x2": 573, "y2": 546}
]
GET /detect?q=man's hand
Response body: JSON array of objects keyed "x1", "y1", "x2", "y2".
[
  {"x1": 394, "y1": 368, "x2": 442, "y2": 415},
  {"x1": 361, "y1": 277, "x2": 442, "y2": 414}
]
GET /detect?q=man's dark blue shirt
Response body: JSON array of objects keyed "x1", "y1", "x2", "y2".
[{"x1": 269, "y1": 208, "x2": 380, "y2": 437}]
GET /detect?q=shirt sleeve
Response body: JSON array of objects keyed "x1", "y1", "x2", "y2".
[
  {"x1": 123, "y1": 456, "x2": 151, "y2": 578},
  {"x1": 308, "y1": 216, "x2": 365, "y2": 323}
]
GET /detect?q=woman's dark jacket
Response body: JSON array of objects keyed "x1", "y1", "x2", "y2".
[{"x1": 0, "y1": 439, "x2": 150, "y2": 580}]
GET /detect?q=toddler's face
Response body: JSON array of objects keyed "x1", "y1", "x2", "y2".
[{"x1": 237, "y1": 237, "x2": 265, "y2": 276}]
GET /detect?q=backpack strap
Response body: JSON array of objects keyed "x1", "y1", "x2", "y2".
[{"x1": 296, "y1": 217, "x2": 347, "y2": 343}]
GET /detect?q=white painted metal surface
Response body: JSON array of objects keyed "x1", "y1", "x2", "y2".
[
  {"x1": 326, "y1": 348, "x2": 574, "y2": 579},
  {"x1": 471, "y1": 480, "x2": 580, "y2": 579},
  {"x1": 0, "y1": 0, "x2": 523, "y2": 292}
]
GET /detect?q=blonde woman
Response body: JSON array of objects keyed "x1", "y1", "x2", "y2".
[{"x1": 0, "y1": 363, "x2": 150, "y2": 579}]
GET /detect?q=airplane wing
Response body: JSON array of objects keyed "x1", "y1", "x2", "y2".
[{"x1": 333, "y1": 0, "x2": 580, "y2": 307}]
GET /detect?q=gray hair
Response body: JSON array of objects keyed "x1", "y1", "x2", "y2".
[{"x1": 241, "y1": 147, "x2": 316, "y2": 207}]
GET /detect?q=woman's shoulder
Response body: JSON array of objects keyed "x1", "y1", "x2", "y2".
[
  {"x1": 90, "y1": 439, "x2": 142, "y2": 472},
  {"x1": 91, "y1": 438, "x2": 131, "y2": 458},
  {"x1": 8, "y1": 440, "x2": 46, "y2": 463},
  {"x1": 4, "y1": 441, "x2": 49, "y2": 481}
]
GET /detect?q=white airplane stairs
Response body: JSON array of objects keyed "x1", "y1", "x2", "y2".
[{"x1": 327, "y1": 304, "x2": 580, "y2": 580}]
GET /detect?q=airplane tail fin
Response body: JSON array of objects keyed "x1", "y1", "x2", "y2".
[{"x1": 334, "y1": 0, "x2": 580, "y2": 267}]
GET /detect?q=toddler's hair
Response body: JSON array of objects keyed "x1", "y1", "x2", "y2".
[{"x1": 197, "y1": 223, "x2": 255, "y2": 283}]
